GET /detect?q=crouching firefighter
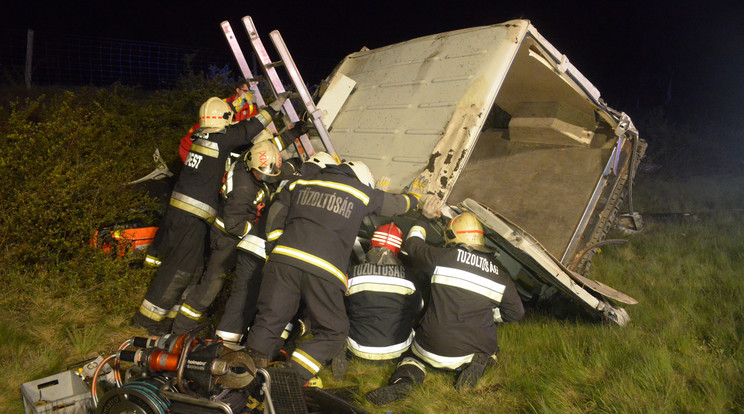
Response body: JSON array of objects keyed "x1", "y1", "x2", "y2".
[
  {"x1": 332, "y1": 222, "x2": 424, "y2": 379},
  {"x1": 243, "y1": 160, "x2": 420, "y2": 385},
  {"x1": 133, "y1": 93, "x2": 291, "y2": 335},
  {"x1": 170, "y1": 140, "x2": 283, "y2": 336},
  {"x1": 367, "y1": 202, "x2": 525, "y2": 405}
]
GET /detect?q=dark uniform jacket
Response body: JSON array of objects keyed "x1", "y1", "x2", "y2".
[
  {"x1": 265, "y1": 164, "x2": 418, "y2": 289},
  {"x1": 346, "y1": 262, "x2": 423, "y2": 359},
  {"x1": 404, "y1": 233, "x2": 524, "y2": 358},
  {"x1": 216, "y1": 157, "x2": 272, "y2": 258},
  {"x1": 170, "y1": 109, "x2": 274, "y2": 223}
]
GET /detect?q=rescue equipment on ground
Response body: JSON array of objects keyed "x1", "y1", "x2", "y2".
[
  {"x1": 22, "y1": 328, "x2": 371, "y2": 413},
  {"x1": 89, "y1": 220, "x2": 158, "y2": 259},
  {"x1": 127, "y1": 148, "x2": 174, "y2": 185}
]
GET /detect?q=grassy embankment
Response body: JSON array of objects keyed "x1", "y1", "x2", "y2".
[{"x1": 0, "y1": 85, "x2": 742, "y2": 413}]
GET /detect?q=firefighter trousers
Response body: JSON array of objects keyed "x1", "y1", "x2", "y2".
[
  {"x1": 171, "y1": 226, "x2": 238, "y2": 334},
  {"x1": 245, "y1": 261, "x2": 348, "y2": 381},
  {"x1": 136, "y1": 209, "x2": 209, "y2": 330},
  {"x1": 215, "y1": 251, "x2": 264, "y2": 341}
]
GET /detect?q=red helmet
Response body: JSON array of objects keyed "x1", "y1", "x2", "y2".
[{"x1": 370, "y1": 223, "x2": 403, "y2": 256}]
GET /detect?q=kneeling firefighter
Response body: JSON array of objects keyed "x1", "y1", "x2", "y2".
[
  {"x1": 332, "y1": 222, "x2": 424, "y2": 378},
  {"x1": 213, "y1": 151, "x2": 340, "y2": 349},
  {"x1": 367, "y1": 204, "x2": 525, "y2": 405}
]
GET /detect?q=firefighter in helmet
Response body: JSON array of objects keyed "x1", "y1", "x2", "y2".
[
  {"x1": 213, "y1": 150, "x2": 339, "y2": 347},
  {"x1": 225, "y1": 151, "x2": 340, "y2": 353},
  {"x1": 133, "y1": 93, "x2": 291, "y2": 335},
  {"x1": 331, "y1": 222, "x2": 424, "y2": 379},
  {"x1": 146, "y1": 82, "x2": 263, "y2": 271},
  {"x1": 367, "y1": 199, "x2": 525, "y2": 405},
  {"x1": 178, "y1": 81, "x2": 259, "y2": 163},
  {"x1": 243, "y1": 159, "x2": 420, "y2": 385},
  {"x1": 171, "y1": 139, "x2": 283, "y2": 336}
]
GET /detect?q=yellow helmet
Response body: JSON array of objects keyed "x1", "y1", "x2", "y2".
[
  {"x1": 445, "y1": 212, "x2": 488, "y2": 252},
  {"x1": 196, "y1": 97, "x2": 232, "y2": 133},
  {"x1": 245, "y1": 141, "x2": 282, "y2": 183}
]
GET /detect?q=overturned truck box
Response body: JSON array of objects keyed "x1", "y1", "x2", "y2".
[{"x1": 312, "y1": 19, "x2": 644, "y2": 326}]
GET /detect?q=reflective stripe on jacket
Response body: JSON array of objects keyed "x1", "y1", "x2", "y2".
[{"x1": 266, "y1": 164, "x2": 417, "y2": 289}]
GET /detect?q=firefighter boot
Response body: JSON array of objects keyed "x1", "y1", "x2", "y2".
[
  {"x1": 132, "y1": 312, "x2": 169, "y2": 336},
  {"x1": 454, "y1": 353, "x2": 490, "y2": 390},
  {"x1": 170, "y1": 313, "x2": 201, "y2": 335},
  {"x1": 331, "y1": 348, "x2": 348, "y2": 380},
  {"x1": 244, "y1": 348, "x2": 269, "y2": 369},
  {"x1": 366, "y1": 357, "x2": 425, "y2": 406},
  {"x1": 366, "y1": 378, "x2": 413, "y2": 406}
]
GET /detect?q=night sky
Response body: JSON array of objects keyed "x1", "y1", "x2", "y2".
[{"x1": 6, "y1": 1, "x2": 744, "y2": 126}]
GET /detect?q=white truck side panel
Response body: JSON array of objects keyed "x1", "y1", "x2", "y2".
[{"x1": 328, "y1": 21, "x2": 529, "y2": 194}]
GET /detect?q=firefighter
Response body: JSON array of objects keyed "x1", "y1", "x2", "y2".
[
  {"x1": 243, "y1": 160, "x2": 420, "y2": 385},
  {"x1": 178, "y1": 81, "x2": 259, "y2": 163},
  {"x1": 170, "y1": 140, "x2": 283, "y2": 336},
  {"x1": 332, "y1": 222, "x2": 424, "y2": 379},
  {"x1": 133, "y1": 93, "x2": 291, "y2": 335},
  {"x1": 366, "y1": 202, "x2": 525, "y2": 405},
  {"x1": 145, "y1": 82, "x2": 260, "y2": 272},
  {"x1": 262, "y1": 151, "x2": 338, "y2": 252},
  {"x1": 211, "y1": 151, "x2": 338, "y2": 347}
]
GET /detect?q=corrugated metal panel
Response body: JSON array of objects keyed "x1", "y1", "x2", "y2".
[{"x1": 328, "y1": 21, "x2": 529, "y2": 194}]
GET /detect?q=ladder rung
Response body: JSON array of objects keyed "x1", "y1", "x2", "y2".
[{"x1": 265, "y1": 61, "x2": 284, "y2": 69}]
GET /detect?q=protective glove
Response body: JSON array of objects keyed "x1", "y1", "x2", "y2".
[
  {"x1": 419, "y1": 194, "x2": 441, "y2": 219},
  {"x1": 268, "y1": 91, "x2": 293, "y2": 113},
  {"x1": 407, "y1": 176, "x2": 428, "y2": 200},
  {"x1": 375, "y1": 176, "x2": 391, "y2": 191},
  {"x1": 282, "y1": 121, "x2": 308, "y2": 142}
]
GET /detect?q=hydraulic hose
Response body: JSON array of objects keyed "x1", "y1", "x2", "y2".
[
  {"x1": 113, "y1": 339, "x2": 132, "y2": 387},
  {"x1": 91, "y1": 354, "x2": 116, "y2": 409}
]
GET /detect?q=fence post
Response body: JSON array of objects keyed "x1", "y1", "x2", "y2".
[{"x1": 25, "y1": 29, "x2": 34, "y2": 90}]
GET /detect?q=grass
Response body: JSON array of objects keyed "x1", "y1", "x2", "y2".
[{"x1": 1, "y1": 85, "x2": 743, "y2": 413}]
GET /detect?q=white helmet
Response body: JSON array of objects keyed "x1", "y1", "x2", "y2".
[
  {"x1": 245, "y1": 141, "x2": 282, "y2": 183},
  {"x1": 343, "y1": 160, "x2": 375, "y2": 188},
  {"x1": 305, "y1": 152, "x2": 338, "y2": 168},
  {"x1": 196, "y1": 97, "x2": 232, "y2": 133}
]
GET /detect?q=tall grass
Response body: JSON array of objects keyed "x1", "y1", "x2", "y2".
[{"x1": 1, "y1": 86, "x2": 742, "y2": 413}]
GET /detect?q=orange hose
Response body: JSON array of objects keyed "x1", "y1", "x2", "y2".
[
  {"x1": 91, "y1": 354, "x2": 115, "y2": 409},
  {"x1": 114, "y1": 339, "x2": 131, "y2": 386}
]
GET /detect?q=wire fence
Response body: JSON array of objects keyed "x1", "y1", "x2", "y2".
[
  {"x1": 0, "y1": 29, "x2": 240, "y2": 89},
  {"x1": 0, "y1": 29, "x2": 338, "y2": 91}
]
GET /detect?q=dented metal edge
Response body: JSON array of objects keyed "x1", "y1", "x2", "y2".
[
  {"x1": 419, "y1": 21, "x2": 530, "y2": 204},
  {"x1": 461, "y1": 198, "x2": 631, "y2": 326}
]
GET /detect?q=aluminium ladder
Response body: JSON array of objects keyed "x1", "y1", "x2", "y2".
[
  {"x1": 241, "y1": 15, "x2": 340, "y2": 163},
  {"x1": 222, "y1": 20, "x2": 308, "y2": 158},
  {"x1": 220, "y1": 21, "x2": 276, "y2": 134}
]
